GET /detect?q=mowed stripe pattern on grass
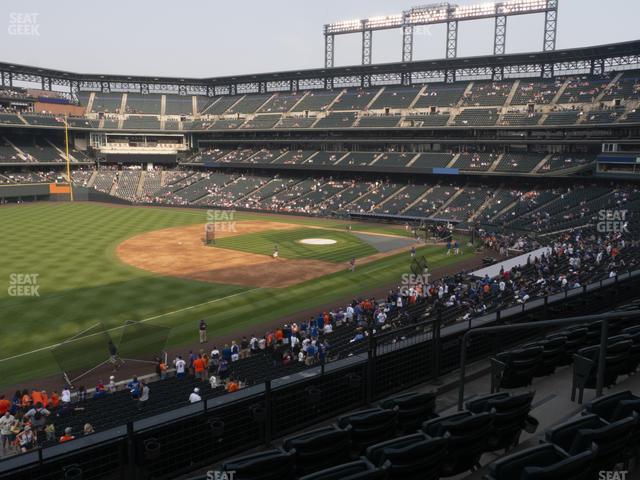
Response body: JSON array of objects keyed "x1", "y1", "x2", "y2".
[{"x1": 213, "y1": 228, "x2": 378, "y2": 262}]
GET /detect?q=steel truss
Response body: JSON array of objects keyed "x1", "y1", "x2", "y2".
[{"x1": 324, "y1": 0, "x2": 559, "y2": 65}]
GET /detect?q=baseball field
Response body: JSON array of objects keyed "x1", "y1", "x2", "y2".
[{"x1": 0, "y1": 202, "x2": 476, "y2": 390}]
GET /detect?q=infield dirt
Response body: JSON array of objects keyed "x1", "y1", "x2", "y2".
[{"x1": 116, "y1": 221, "x2": 421, "y2": 288}]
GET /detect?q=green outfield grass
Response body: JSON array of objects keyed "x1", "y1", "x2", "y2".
[
  {"x1": 0, "y1": 203, "x2": 470, "y2": 389},
  {"x1": 214, "y1": 227, "x2": 378, "y2": 262}
]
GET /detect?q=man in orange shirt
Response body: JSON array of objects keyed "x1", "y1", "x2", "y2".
[
  {"x1": 49, "y1": 391, "x2": 60, "y2": 409},
  {"x1": 20, "y1": 390, "x2": 31, "y2": 409},
  {"x1": 59, "y1": 427, "x2": 74, "y2": 443},
  {"x1": 226, "y1": 379, "x2": 239, "y2": 393},
  {"x1": 31, "y1": 391, "x2": 43, "y2": 409},
  {"x1": 193, "y1": 355, "x2": 205, "y2": 382},
  {"x1": 0, "y1": 395, "x2": 10, "y2": 415}
]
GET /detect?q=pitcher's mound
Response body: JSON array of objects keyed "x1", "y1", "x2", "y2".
[{"x1": 298, "y1": 238, "x2": 337, "y2": 245}]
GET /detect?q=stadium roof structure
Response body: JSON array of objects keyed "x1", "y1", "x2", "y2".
[{"x1": 1, "y1": 39, "x2": 640, "y2": 101}]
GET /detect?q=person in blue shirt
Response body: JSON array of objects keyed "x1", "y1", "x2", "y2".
[
  {"x1": 222, "y1": 344, "x2": 232, "y2": 362},
  {"x1": 446, "y1": 239, "x2": 452, "y2": 255},
  {"x1": 127, "y1": 377, "x2": 141, "y2": 399}
]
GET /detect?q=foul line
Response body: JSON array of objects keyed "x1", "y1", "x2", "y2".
[{"x1": 0, "y1": 287, "x2": 261, "y2": 364}]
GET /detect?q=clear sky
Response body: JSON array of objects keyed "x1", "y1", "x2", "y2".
[{"x1": 2, "y1": 0, "x2": 639, "y2": 78}]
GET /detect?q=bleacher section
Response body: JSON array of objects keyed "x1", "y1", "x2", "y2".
[
  {"x1": 453, "y1": 108, "x2": 499, "y2": 126},
  {"x1": 165, "y1": 95, "x2": 194, "y2": 115},
  {"x1": 369, "y1": 86, "x2": 421, "y2": 109},
  {"x1": 125, "y1": 93, "x2": 162, "y2": 114},
  {"x1": 356, "y1": 115, "x2": 401, "y2": 128},
  {"x1": 258, "y1": 93, "x2": 305, "y2": 113},
  {"x1": 21, "y1": 114, "x2": 63, "y2": 127},
  {"x1": 276, "y1": 116, "x2": 316, "y2": 128},
  {"x1": 402, "y1": 114, "x2": 450, "y2": 127},
  {"x1": 240, "y1": 114, "x2": 280, "y2": 129},
  {"x1": 331, "y1": 89, "x2": 377, "y2": 110},
  {"x1": 462, "y1": 81, "x2": 511, "y2": 106},
  {"x1": 0, "y1": 113, "x2": 23, "y2": 125},
  {"x1": 495, "y1": 152, "x2": 546, "y2": 173},
  {"x1": 558, "y1": 76, "x2": 609, "y2": 103},
  {"x1": 543, "y1": 110, "x2": 580, "y2": 125},
  {"x1": 227, "y1": 94, "x2": 272, "y2": 114},
  {"x1": 122, "y1": 116, "x2": 161, "y2": 130},
  {"x1": 453, "y1": 152, "x2": 496, "y2": 172},
  {"x1": 411, "y1": 152, "x2": 454, "y2": 169},
  {"x1": 511, "y1": 80, "x2": 561, "y2": 105},
  {"x1": 91, "y1": 93, "x2": 122, "y2": 113},
  {"x1": 313, "y1": 112, "x2": 357, "y2": 128},
  {"x1": 413, "y1": 84, "x2": 465, "y2": 108},
  {"x1": 290, "y1": 91, "x2": 339, "y2": 112}
]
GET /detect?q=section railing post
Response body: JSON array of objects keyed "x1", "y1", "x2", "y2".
[
  {"x1": 126, "y1": 421, "x2": 136, "y2": 480},
  {"x1": 264, "y1": 380, "x2": 272, "y2": 446},
  {"x1": 457, "y1": 332, "x2": 469, "y2": 411},
  {"x1": 595, "y1": 319, "x2": 609, "y2": 398}
]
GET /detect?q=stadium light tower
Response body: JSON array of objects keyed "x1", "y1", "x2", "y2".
[{"x1": 323, "y1": 0, "x2": 559, "y2": 67}]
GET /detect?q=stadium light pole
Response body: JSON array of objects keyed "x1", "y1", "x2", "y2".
[{"x1": 324, "y1": 0, "x2": 559, "y2": 66}]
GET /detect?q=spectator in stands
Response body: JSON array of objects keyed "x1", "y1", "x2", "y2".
[
  {"x1": 226, "y1": 379, "x2": 239, "y2": 393},
  {"x1": 217, "y1": 357, "x2": 229, "y2": 381},
  {"x1": 193, "y1": 354, "x2": 206, "y2": 382},
  {"x1": 17, "y1": 425, "x2": 35, "y2": 452},
  {"x1": 0, "y1": 395, "x2": 9, "y2": 416},
  {"x1": 137, "y1": 382, "x2": 149, "y2": 410},
  {"x1": 189, "y1": 388, "x2": 201, "y2": 404},
  {"x1": 83, "y1": 423, "x2": 94, "y2": 435},
  {"x1": 174, "y1": 355, "x2": 186, "y2": 379},
  {"x1": 108, "y1": 376, "x2": 117, "y2": 393},
  {"x1": 156, "y1": 358, "x2": 168, "y2": 380},
  {"x1": 10, "y1": 391, "x2": 21, "y2": 415},
  {"x1": 0, "y1": 411, "x2": 15, "y2": 452},
  {"x1": 61, "y1": 387, "x2": 71, "y2": 405},
  {"x1": 49, "y1": 391, "x2": 60, "y2": 409},
  {"x1": 59, "y1": 427, "x2": 74, "y2": 444},
  {"x1": 44, "y1": 422, "x2": 55, "y2": 443},
  {"x1": 127, "y1": 377, "x2": 141, "y2": 399},
  {"x1": 94, "y1": 381, "x2": 107, "y2": 398}
]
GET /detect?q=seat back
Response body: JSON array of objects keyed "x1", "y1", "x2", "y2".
[
  {"x1": 569, "y1": 416, "x2": 635, "y2": 458},
  {"x1": 583, "y1": 390, "x2": 637, "y2": 421},
  {"x1": 380, "y1": 437, "x2": 447, "y2": 480},
  {"x1": 283, "y1": 426, "x2": 351, "y2": 474},
  {"x1": 545, "y1": 414, "x2": 604, "y2": 453},
  {"x1": 298, "y1": 460, "x2": 386, "y2": 480},
  {"x1": 222, "y1": 449, "x2": 295, "y2": 480},
  {"x1": 365, "y1": 433, "x2": 428, "y2": 467},
  {"x1": 487, "y1": 444, "x2": 564, "y2": 480},
  {"x1": 381, "y1": 392, "x2": 436, "y2": 433},
  {"x1": 522, "y1": 450, "x2": 593, "y2": 480}
]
